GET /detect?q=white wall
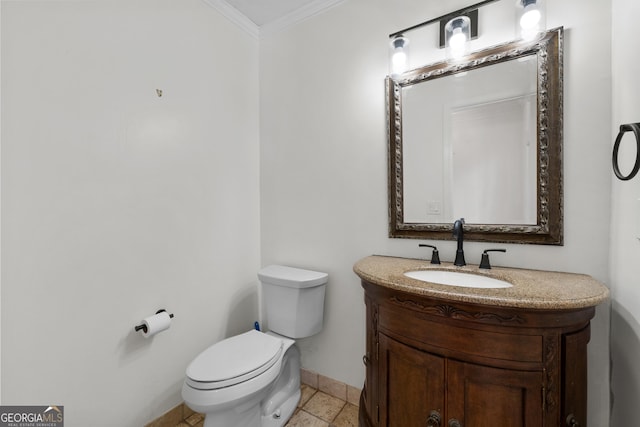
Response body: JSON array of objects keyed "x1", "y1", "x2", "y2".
[
  {"x1": 610, "y1": 0, "x2": 640, "y2": 423},
  {"x1": 1, "y1": 1, "x2": 260, "y2": 425},
  {"x1": 260, "y1": 0, "x2": 612, "y2": 425},
  {"x1": 0, "y1": 0, "x2": 621, "y2": 425}
]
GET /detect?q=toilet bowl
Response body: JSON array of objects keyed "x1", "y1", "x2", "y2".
[
  {"x1": 182, "y1": 265, "x2": 328, "y2": 427},
  {"x1": 182, "y1": 330, "x2": 300, "y2": 427}
]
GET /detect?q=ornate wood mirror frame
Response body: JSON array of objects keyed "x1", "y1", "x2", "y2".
[{"x1": 388, "y1": 27, "x2": 563, "y2": 244}]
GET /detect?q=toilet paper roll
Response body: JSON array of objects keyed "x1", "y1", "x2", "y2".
[{"x1": 140, "y1": 311, "x2": 172, "y2": 338}]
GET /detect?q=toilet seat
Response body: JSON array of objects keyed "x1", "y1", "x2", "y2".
[{"x1": 186, "y1": 330, "x2": 283, "y2": 391}]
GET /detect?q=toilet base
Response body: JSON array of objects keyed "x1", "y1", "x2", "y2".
[
  {"x1": 190, "y1": 335, "x2": 302, "y2": 427},
  {"x1": 203, "y1": 401, "x2": 261, "y2": 427},
  {"x1": 261, "y1": 388, "x2": 300, "y2": 427},
  {"x1": 260, "y1": 336, "x2": 301, "y2": 427}
]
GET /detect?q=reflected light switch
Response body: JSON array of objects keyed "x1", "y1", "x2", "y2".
[{"x1": 427, "y1": 201, "x2": 441, "y2": 215}]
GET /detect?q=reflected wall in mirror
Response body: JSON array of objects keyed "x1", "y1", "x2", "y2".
[{"x1": 388, "y1": 27, "x2": 563, "y2": 244}]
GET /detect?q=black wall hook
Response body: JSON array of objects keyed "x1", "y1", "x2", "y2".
[{"x1": 612, "y1": 123, "x2": 640, "y2": 181}]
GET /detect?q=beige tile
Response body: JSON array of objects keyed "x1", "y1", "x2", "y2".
[
  {"x1": 332, "y1": 403, "x2": 359, "y2": 427},
  {"x1": 300, "y1": 384, "x2": 316, "y2": 407},
  {"x1": 144, "y1": 404, "x2": 183, "y2": 427},
  {"x1": 285, "y1": 409, "x2": 330, "y2": 427},
  {"x1": 184, "y1": 412, "x2": 204, "y2": 426},
  {"x1": 318, "y1": 375, "x2": 346, "y2": 401},
  {"x1": 346, "y1": 385, "x2": 361, "y2": 407},
  {"x1": 301, "y1": 369, "x2": 319, "y2": 389},
  {"x1": 182, "y1": 403, "x2": 196, "y2": 419},
  {"x1": 303, "y1": 391, "x2": 345, "y2": 422},
  {"x1": 285, "y1": 408, "x2": 301, "y2": 424}
]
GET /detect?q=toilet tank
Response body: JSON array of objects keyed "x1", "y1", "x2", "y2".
[{"x1": 258, "y1": 265, "x2": 328, "y2": 339}]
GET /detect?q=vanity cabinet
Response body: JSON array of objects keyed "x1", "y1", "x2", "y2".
[
  {"x1": 360, "y1": 281, "x2": 594, "y2": 427},
  {"x1": 378, "y1": 334, "x2": 543, "y2": 427}
]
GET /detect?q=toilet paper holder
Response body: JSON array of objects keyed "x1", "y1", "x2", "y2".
[{"x1": 134, "y1": 309, "x2": 174, "y2": 333}]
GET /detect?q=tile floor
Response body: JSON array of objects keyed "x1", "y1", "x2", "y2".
[
  {"x1": 285, "y1": 384, "x2": 358, "y2": 427},
  {"x1": 175, "y1": 411, "x2": 203, "y2": 427},
  {"x1": 172, "y1": 384, "x2": 358, "y2": 427}
]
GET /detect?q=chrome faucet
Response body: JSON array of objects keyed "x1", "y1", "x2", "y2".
[{"x1": 453, "y1": 218, "x2": 466, "y2": 266}]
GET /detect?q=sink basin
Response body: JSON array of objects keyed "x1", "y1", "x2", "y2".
[{"x1": 404, "y1": 270, "x2": 513, "y2": 289}]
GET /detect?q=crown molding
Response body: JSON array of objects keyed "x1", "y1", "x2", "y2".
[
  {"x1": 259, "y1": 0, "x2": 345, "y2": 37},
  {"x1": 202, "y1": 0, "x2": 344, "y2": 39},
  {"x1": 201, "y1": 0, "x2": 260, "y2": 39}
]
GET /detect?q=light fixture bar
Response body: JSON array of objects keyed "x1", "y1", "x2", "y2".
[{"x1": 389, "y1": 0, "x2": 500, "y2": 39}]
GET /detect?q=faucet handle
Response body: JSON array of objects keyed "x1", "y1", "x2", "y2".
[
  {"x1": 419, "y1": 244, "x2": 441, "y2": 265},
  {"x1": 479, "y1": 249, "x2": 506, "y2": 269}
]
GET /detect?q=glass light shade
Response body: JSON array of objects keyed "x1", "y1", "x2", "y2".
[
  {"x1": 389, "y1": 35, "x2": 409, "y2": 77},
  {"x1": 517, "y1": 0, "x2": 545, "y2": 40},
  {"x1": 445, "y1": 16, "x2": 471, "y2": 60}
]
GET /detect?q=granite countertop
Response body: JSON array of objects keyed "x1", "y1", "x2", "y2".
[{"x1": 353, "y1": 255, "x2": 609, "y2": 310}]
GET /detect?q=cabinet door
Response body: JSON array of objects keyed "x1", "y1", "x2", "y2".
[
  {"x1": 562, "y1": 326, "x2": 590, "y2": 427},
  {"x1": 379, "y1": 334, "x2": 445, "y2": 427},
  {"x1": 447, "y1": 360, "x2": 543, "y2": 427}
]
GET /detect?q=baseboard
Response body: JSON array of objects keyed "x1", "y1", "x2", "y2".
[{"x1": 300, "y1": 368, "x2": 361, "y2": 407}]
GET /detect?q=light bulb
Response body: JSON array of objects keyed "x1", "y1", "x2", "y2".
[
  {"x1": 391, "y1": 51, "x2": 407, "y2": 75},
  {"x1": 445, "y1": 16, "x2": 470, "y2": 61},
  {"x1": 520, "y1": 4, "x2": 541, "y2": 29},
  {"x1": 449, "y1": 28, "x2": 467, "y2": 48},
  {"x1": 449, "y1": 28, "x2": 467, "y2": 58},
  {"x1": 389, "y1": 35, "x2": 409, "y2": 76},
  {"x1": 518, "y1": 0, "x2": 545, "y2": 40}
]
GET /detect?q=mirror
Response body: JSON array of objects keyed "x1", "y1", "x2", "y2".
[{"x1": 388, "y1": 27, "x2": 563, "y2": 244}]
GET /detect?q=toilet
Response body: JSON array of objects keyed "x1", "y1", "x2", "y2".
[{"x1": 182, "y1": 265, "x2": 328, "y2": 427}]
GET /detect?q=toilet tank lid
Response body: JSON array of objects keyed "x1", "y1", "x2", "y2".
[{"x1": 258, "y1": 265, "x2": 328, "y2": 288}]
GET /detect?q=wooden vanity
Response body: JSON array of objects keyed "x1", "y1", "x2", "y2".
[{"x1": 354, "y1": 256, "x2": 609, "y2": 427}]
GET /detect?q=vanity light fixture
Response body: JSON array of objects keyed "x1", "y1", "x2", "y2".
[
  {"x1": 517, "y1": 0, "x2": 545, "y2": 40},
  {"x1": 444, "y1": 16, "x2": 471, "y2": 60},
  {"x1": 389, "y1": 35, "x2": 410, "y2": 77},
  {"x1": 388, "y1": 0, "x2": 496, "y2": 75}
]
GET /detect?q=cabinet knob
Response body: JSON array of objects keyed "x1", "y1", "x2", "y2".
[
  {"x1": 566, "y1": 414, "x2": 580, "y2": 427},
  {"x1": 362, "y1": 354, "x2": 370, "y2": 366},
  {"x1": 426, "y1": 410, "x2": 442, "y2": 427},
  {"x1": 448, "y1": 419, "x2": 462, "y2": 427}
]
